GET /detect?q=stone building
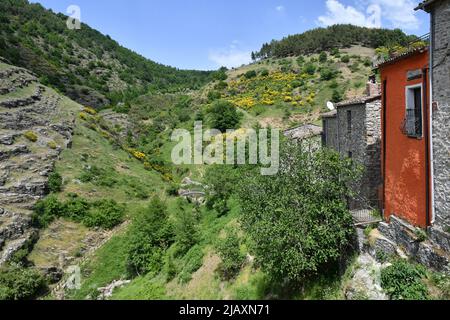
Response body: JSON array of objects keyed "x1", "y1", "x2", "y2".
[
  {"x1": 416, "y1": 0, "x2": 450, "y2": 231},
  {"x1": 283, "y1": 124, "x2": 322, "y2": 150},
  {"x1": 322, "y1": 82, "x2": 382, "y2": 209}
]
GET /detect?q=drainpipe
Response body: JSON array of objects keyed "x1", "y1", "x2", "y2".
[
  {"x1": 429, "y1": 14, "x2": 435, "y2": 225},
  {"x1": 382, "y1": 79, "x2": 387, "y2": 219},
  {"x1": 423, "y1": 67, "x2": 431, "y2": 227}
]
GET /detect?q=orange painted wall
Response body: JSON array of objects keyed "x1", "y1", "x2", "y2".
[{"x1": 380, "y1": 51, "x2": 430, "y2": 227}]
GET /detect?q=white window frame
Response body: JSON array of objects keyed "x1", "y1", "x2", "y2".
[{"x1": 405, "y1": 83, "x2": 424, "y2": 138}]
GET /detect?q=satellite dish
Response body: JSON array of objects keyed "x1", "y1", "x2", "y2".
[{"x1": 326, "y1": 101, "x2": 335, "y2": 111}]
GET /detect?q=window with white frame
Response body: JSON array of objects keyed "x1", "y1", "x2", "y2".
[{"x1": 405, "y1": 84, "x2": 423, "y2": 137}]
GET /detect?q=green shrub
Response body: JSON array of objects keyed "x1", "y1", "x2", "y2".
[
  {"x1": 178, "y1": 245, "x2": 204, "y2": 283},
  {"x1": 32, "y1": 195, "x2": 65, "y2": 227},
  {"x1": 215, "y1": 229, "x2": 245, "y2": 280},
  {"x1": 32, "y1": 195, "x2": 123, "y2": 230},
  {"x1": 207, "y1": 90, "x2": 221, "y2": 102},
  {"x1": 47, "y1": 141, "x2": 57, "y2": 149},
  {"x1": 330, "y1": 48, "x2": 340, "y2": 56},
  {"x1": 303, "y1": 63, "x2": 316, "y2": 75},
  {"x1": 48, "y1": 172, "x2": 63, "y2": 193},
  {"x1": 24, "y1": 131, "x2": 38, "y2": 142},
  {"x1": 214, "y1": 81, "x2": 228, "y2": 90},
  {"x1": 0, "y1": 266, "x2": 47, "y2": 300},
  {"x1": 259, "y1": 69, "x2": 269, "y2": 77},
  {"x1": 381, "y1": 260, "x2": 429, "y2": 300},
  {"x1": 209, "y1": 100, "x2": 240, "y2": 132},
  {"x1": 126, "y1": 199, "x2": 174, "y2": 276},
  {"x1": 415, "y1": 229, "x2": 428, "y2": 242},
  {"x1": 83, "y1": 199, "x2": 125, "y2": 230},
  {"x1": 174, "y1": 203, "x2": 199, "y2": 255},
  {"x1": 320, "y1": 67, "x2": 338, "y2": 81},
  {"x1": 331, "y1": 89, "x2": 343, "y2": 103},
  {"x1": 341, "y1": 55, "x2": 350, "y2": 63},
  {"x1": 319, "y1": 52, "x2": 327, "y2": 63},
  {"x1": 244, "y1": 70, "x2": 257, "y2": 79}
]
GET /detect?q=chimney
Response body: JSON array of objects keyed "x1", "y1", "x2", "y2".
[{"x1": 366, "y1": 75, "x2": 381, "y2": 96}]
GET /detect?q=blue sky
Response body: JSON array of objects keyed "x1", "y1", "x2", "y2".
[{"x1": 31, "y1": 0, "x2": 429, "y2": 70}]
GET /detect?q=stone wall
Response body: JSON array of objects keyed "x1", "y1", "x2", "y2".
[
  {"x1": 430, "y1": 0, "x2": 450, "y2": 229},
  {"x1": 365, "y1": 99, "x2": 382, "y2": 208},
  {"x1": 336, "y1": 101, "x2": 381, "y2": 209},
  {"x1": 375, "y1": 215, "x2": 450, "y2": 272},
  {"x1": 321, "y1": 97, "x2": 382, "y2": 210}
]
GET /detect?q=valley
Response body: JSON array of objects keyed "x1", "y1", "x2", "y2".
[{"x1": 1, "y1": 0, "x2": 449, "y2": 302}]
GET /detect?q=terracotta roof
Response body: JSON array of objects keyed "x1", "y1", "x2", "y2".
[
  {"x1": 335, "y1": 94, "x2": 381, "y2": 108},
  {"x1": 283, "y1": 124, "x2": 322, "y2": 140},
  {"x1": 415, "y1": 0, "x2": 439, "y2": 11},
  {"x1": 376, "y1": 47, "x2": 429, "y2": 69}
]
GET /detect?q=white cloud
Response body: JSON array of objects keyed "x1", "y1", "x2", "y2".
[
  {"x1": 317, "y1": 0, "x2": 420, "y2": 30},
  {"x1": 276, "y1": 5, "x2": 285, "y2": 12},
  {"x1": 371, "y1": 0, "x2": 419, "y2": 30},
  {"x1": 208, "y1": 43, "x2": 252, "y2": 69},
  {"x1": 317, "y1": 0, "x2": 380, "y2": 28}
]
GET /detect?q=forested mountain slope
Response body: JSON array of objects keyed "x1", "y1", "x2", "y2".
[
  {"x1": 253, "y1": 24, "x2": 417, "y2": 59},
  {"x1": 0, "y1": 0, "x2": 213, "y2": 108}
]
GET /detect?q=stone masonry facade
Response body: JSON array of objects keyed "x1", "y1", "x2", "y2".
[
  {"x1": 322, "y1": 83, "x2": 382, "y2": 210},
  {"x1": 336, "y1": 98, "x2": 382, "y2": 209},
  {"x1": 430, "y1": 0, "x2": 450, "y2": 229}
]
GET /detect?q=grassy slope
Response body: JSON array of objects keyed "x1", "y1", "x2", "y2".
[{"x1": 219, "y1": 45, "x2": 374, "y2": 130}]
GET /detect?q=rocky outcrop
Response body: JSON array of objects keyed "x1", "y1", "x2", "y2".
[
  {"x1": 0, "y1": 62, "x2": 80, "y2": 265},
  {"x1": 344, "y1": 254, "x2": 388, "y2": 300}
]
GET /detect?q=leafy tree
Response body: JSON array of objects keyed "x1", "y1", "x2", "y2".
[
  {"x1": 212, "y1": 68, "x2": 228, "y2": 81},
  {"x1": 204, "y1": 165, "x2": 239, "y2": 216},
  {"x1": 237, "y1": 141, "x2": 361, "y2": 283},
  {"x1": 319, "y1": 52, "x2": 328, "y2": 63},
  {"x1": 126, "y1": 198, "x2": 174, "y2": 276},
  {"x1": 209, "y1": 100, "x2": 240, "y2": 132},
  {"x1": 174, "y1": 200, "x2": 199, "y2": 255},
  {"x1": 215, "y1": 228, "x2": 245, "y2": 280}
]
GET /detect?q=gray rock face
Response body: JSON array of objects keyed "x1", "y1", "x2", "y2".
[
  {"x1": 0, "y1": 63, "x2": 78, "y2": 265},
  {"x1": 344, "y1": 254, "x2": 388, "y2": 300}
]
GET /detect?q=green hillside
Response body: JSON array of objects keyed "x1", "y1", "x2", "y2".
[
  {"x1": 253, "y1": 24, "x2": 417, "y2": 60},
  {"x1": 0, "y1": 0, "x2": 213, "y2": 108}
]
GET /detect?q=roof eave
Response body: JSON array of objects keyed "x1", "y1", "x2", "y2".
[{"x1": 414, "y1": 0, "x2": 437, "y2": 12}]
